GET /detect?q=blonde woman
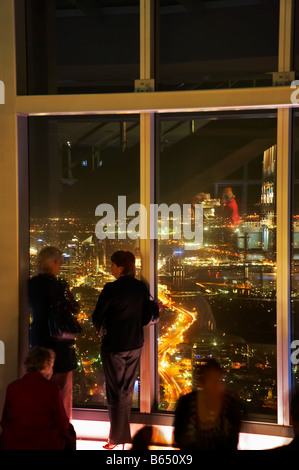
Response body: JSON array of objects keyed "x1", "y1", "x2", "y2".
[{"x1": 28, "y1": 246, "x2": 80, "y2": 419}]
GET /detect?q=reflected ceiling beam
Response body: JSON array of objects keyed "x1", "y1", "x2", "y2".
[
  {"x1": 161, "y1": 121, "x2": 275, "y2": 144},
  {"x1": 165, "y1": 137, "x2": 275, "y2": 201},
  {"x1": 92, "y1": 121, "x2": 139, "y2": 149},
  {"x1": 180, "y1": 0, "x2": 263, "y2": 12},
  {"x1": 161, "y1": 0, "x2": 264, "y2": 15},
  {"x1": 58, "y1": 0, "x2": 139, "y2": 17},
  {"x1": 161, "y1": 119, "x2": 210, "y2": 150}
]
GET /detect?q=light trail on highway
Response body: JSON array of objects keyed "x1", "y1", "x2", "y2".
[{"x1": 158, "y1": 284, "x2": 198, "y2": 411}]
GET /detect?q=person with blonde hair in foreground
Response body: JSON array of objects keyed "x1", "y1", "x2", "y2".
[{"x1": 28, "y1": 246, "x2": 80, "y2": 419}]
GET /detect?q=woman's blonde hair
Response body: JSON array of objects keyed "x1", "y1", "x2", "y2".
[
  {"x1": 36, "y1": 246, "x2": 62, "y2": 274},
  {"x1": 25, "y1": 347, "x2": 55, "y2": 372}
]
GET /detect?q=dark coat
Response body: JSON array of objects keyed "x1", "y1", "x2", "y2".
[
  {"x1": 173, "y1": 391, "x2": 241, "y2": 451},
  {"x1": 92, "y1": 275, "x2": 149, "y2": 353},
  {"x1": 0, "y1": 371, "x2": 76, "y2": 450},
  {"x1": 28, "y1": 274, "x2": 79, "y2": 373}
]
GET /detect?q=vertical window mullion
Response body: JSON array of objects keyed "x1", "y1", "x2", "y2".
[
  {"x1": 276, "y1": 0, "x2": 294, "y2": 426},
  {"x1": 276, "y1": 108, "x2": 292, "y2": 426},
  {"x1": 139, "y1": 0, "x2": 156, "y2": 413}
]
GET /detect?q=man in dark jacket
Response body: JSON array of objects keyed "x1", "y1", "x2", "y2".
[{"x1": 92, "y1": 250, "x2": 149, "y2": 449}]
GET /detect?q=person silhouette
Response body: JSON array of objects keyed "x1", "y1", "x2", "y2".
[
  {"x1": 28, "y1": 246, "x2": 80, "y2": 419},
  {"x1": 0, "y1": 347, "x2": 76, "y2": 450},
  {"x1": 221, "y1": 187, "x2": 240, "y2": 226},
  {"x1": 173, "y1": 358, "x2": 241, "y2": 451},
  {"x1": 92, "y1": 250, "x2": 150, "y2": 450}
]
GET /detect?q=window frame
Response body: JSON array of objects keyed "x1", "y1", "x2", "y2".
[{"x1": 8, "y1": 0, "x2": 296, "y2": 439}]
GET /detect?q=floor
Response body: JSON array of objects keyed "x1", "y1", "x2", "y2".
[
  {"x1": 75, "y1": 434, "x2": 293, "y2": 451},
  {"x1": 72, "y1": 419, "x2": 293, "y2": 451},
  {"x1": 76, "y1": 439, "x2": 175, "y2": 451}
]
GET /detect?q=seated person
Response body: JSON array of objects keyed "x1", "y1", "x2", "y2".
[
  {"x1": 0, "y1": 347, "x2": 76, "y2": 450},
  {"x1": 173, "y1": 358, "x2": 241, "y2": 451}
]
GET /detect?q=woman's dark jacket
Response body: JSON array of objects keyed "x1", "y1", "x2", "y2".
[
  {"x1": 92, "y1": 275, "x2": 149, "y2": 353},
  {"x1": 173, "y1": 391, "x2": 241, "y2": 451},
  {"x1": 28, "y1": 273, "x2": 79, "y2": 373}
]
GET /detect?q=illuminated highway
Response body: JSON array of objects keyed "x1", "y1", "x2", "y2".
[
  {"x1": 72, "y1": 268, "x2": 198, "y2": 411},
  {"x1": 157, "y1": 285, "x2": 197, "y2": 411}
]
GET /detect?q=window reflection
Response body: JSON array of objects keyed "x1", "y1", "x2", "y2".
[
  {"x1": 157, "y1": 112, "x2": 277, "y2": 422},
  {"x1": 29, "y1": 116, "x2": 140, "y2": 408}
]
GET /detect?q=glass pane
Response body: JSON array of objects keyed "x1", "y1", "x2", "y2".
[
  {"x1": 17, "y1": 0, "x2": 139, "y2": 95},
  {"x1": 28, "y1": 115, "x2": 140, "y2": 409},
  {"x1": 158, "y1": 0, "x2": 279, "y2": 91},
  {"x1": 157, "y1": 111, "x2": 277, "y2": 423}
]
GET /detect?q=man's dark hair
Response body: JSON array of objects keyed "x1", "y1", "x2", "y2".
[{"x1": 111, "y1": 250, "x2": 136, "y2": 276}]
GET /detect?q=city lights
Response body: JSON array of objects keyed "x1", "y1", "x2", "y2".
[{"x1": 28, "y1": 136, "x2": 281, "y2": 421}]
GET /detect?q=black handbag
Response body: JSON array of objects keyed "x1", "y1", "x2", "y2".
[
  {"x1": 48, "y1": 300, "x2": 82, "y2": 341},
  {"x1": 48, "y1": 281, "x2": 82, "y2": 341},
  {"x1": 142, "y1": 293, "x2": 160, "y2": 326}
]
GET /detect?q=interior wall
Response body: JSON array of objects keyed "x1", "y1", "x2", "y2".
[{"x1": 0, "y1": 0, "x2": 19, "y2": 414}]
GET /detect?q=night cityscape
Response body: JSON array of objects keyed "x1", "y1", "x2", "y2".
[
  {"x1": 28, "y1": 151, "x2": 295, "y2": 422},
  {"x1": 26, "y1": 111, "x2": 299, "y2": 427},
  {"x1": 1, "y1": 0, "x2": 299, "y2": 452}
]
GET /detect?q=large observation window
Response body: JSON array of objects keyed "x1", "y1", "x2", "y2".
[
  {"x1": 156, "y1": 111, "x2": 277, "y2": 423},
  {"x1": 28, "y1": 115, "x2": 141, "y2": 408},
  {"x1": 13, "y1": 0, "x2": 295, "y2": 431}
]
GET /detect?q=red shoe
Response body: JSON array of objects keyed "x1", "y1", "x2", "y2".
[{"x1": 103, "y1": 442, "x2": 117, "y2": 450}]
